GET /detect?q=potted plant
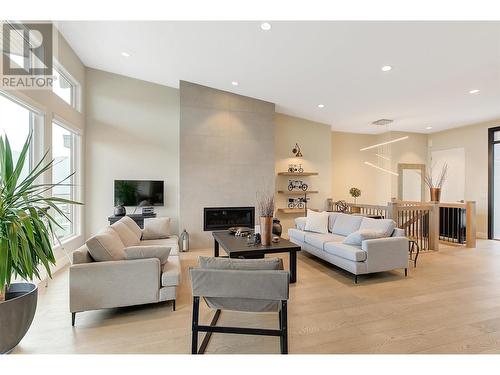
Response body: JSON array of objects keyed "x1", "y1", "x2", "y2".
[
  {"x1": 257, "y1": 191, "x2": 274, "y2": 246},
  {"x1": 0, "y1": 132, "x2": 81, "y2": 354},
  {"x1": 424, "y1": 163, "x2": 448, "y2": 202},
  {"x1": 349, "y1": 187, "x2": 361, "y2": 213}
]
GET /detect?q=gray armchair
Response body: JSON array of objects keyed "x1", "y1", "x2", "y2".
[{"x1": 190, "y1": 257, "x2": 290, "y2": 354}]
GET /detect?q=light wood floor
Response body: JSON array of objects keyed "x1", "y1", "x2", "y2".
[{"x1": 11, "y1": 239, "x2": 500, "y2": 354}]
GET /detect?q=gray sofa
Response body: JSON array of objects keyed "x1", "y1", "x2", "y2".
[
  {"x1": 288, "y1": 213, "x2": 408, "y2": 282},
  {"x1": 69, "y1": 216, "x2": 181, "y2": 325}
]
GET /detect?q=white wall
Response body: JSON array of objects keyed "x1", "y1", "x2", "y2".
[
  {"x1": 85, "y1": 69, "x2": 180, "y2": 237},
  {"x1": 275, "y1": 113, "x2": 332, "y2": 236},
  {"x1": 429, "y1": 118, "x2": 500, "y2": 238}
]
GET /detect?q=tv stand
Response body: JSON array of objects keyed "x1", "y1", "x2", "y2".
[{"x1": 108, "y1": 213, "x2": 157, "y2": 229}]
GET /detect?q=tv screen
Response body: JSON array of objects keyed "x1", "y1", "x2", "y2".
[{"x1": 114, "y1": 180, "x2": 164, "y2": 207}]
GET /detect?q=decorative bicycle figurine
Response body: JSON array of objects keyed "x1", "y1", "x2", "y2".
[
  {"x1": 287, "y1": 164, "x2": 304, "y2": 173},
  {"x1": 288, "y1": 180, "x2": 308, "y2": 191},
  {"x1": 288, "y1": 197, "x2": 307, "y2": 209}
]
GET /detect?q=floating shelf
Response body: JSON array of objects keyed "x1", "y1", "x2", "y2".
[
  {"x1": 277, "y1": 190, "x2": 319, "y2": 195},
  {"x1": 277, "y1": 208, "x2": 318, "y2": 214},
  {"x1": 277, "y1": 172, "x2": 319, "y2": 177}
]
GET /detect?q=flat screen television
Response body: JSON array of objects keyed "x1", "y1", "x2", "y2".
[{"x1": 114, "y1": 180, "x2": 164, "y2": 206}]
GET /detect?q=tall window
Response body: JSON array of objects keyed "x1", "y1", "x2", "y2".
[
  {"x1": 52, "y1": 122, "x2": 79, "y2": 241},
  {"x1": 0, "y1": 93, "x2": 39, "y2": 181},
  {"x1": 52, "y1": 64, "x2": 79, "y2": 109}
]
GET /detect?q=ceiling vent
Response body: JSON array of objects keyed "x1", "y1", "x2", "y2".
[{"x1": 372, "y1": 119, "x2": 393, "y2": 126}]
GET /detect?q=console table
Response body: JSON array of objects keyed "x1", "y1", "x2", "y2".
[{"x1": 108, "y1": 213, "x2": 156, "y2": 229}]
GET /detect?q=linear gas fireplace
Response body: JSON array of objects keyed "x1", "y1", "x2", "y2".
[{"x1": 203, "y1": 207, "x2": 255, "y2": 231}]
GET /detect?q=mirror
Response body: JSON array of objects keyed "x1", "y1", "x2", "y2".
[{"x1": 398, "y1": 163, "x2": 426, "y2": 201}]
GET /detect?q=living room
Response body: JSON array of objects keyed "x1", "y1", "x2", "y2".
[{"x1": 1, "y1": 1, "x2": 500, "y2": 373}]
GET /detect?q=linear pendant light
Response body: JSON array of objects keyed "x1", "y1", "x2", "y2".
[
  {"x1": 360, "y1": 136, "x2": 409, "y2": 151},
  {"x1": 364, "y1": 161, "x2": 399, "y2": 176},
  {"x1": 375, "y1": 153, "x2": 390, "y2": 161}
]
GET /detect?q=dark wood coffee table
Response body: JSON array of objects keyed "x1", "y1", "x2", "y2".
[{"x1": 212, "y1": 231, "x2": 301, "y2": 283}]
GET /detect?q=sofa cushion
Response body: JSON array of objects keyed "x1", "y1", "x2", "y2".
[
  {"x1": 289, "y1": 228, "x2": 306, "y2": 242},
  {"x1": 198, "y1": 256, "x2": 283, "y2": 270},
  {"x1": 86, "y1": 227, "x2": 125, "y2": 262},
  {"x1": 331, "y1": 213, "x2": 363, "y2": 236},
  {"x1": 161, "y1": 255, "x2": 181, "y2": 287},
  {"x1": 111, "y1": 221, "x2": 140, "y2": 247},
  {"x1": 304, "y1": 209, "x2": 329, "y2": 234},
  {"x1": 140, "y1": 237, "x2": 179, "y2": 255},
  {"x1": 119, "y1": 216, "x2": 143, "y2": 240},
  {"x1": 343, "y1": 229, "x2": 386, "y2": 246},
  {"x1": 324, "y1": 242, "x2": 367, "y2": 262},
  {"x1": 359, "y1": 217, "x2": 396, "y2": 237},
  {"x1": 295, "y1": 217, "x2": 306, "y2": 231},
  {"x1": 124, "y1": 245, "x2": 171, "y2": 265},
  {"x1": 142, "y1": 217, "x2": 171, "y2": 240},
  {"x1": 304, "y1": 232, "x2": 345, "y2": 250},
  {"x1": 328, "y1": 213, "x2": 340, "y2": 233}
]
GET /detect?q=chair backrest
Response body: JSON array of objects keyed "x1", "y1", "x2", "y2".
[{"x1": 190, "y1": 257, "x2": 289, "y2": 312}]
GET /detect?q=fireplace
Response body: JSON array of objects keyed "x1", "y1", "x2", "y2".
[{"x1": 203, "y1": 207, "x2": 255, "y2": 231}]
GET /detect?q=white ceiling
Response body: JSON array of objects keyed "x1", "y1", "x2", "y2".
[{"x1": 57, "y1": 21, "x2": 500, "y2": 134}]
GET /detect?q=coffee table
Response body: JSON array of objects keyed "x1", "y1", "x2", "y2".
[{"x1": 212, "y1": 231, "x2": 301, "y2": 283}]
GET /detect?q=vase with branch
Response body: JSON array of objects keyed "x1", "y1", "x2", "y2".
[
  {"x1": 424, "y1": 163, "x2": 448, "y2": 202},
  {"x1": 349, "y1": 187, "x2": 361, "y2": 213},
  {"x1": 256, "y1": 191, "x2": 274, "y2": 246}
]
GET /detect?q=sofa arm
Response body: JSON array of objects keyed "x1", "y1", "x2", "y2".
[
  {"x1": 69, "y1": 258, "x2": 161, "y2": 313},
  {"x1": 362, "y1": 237, "x2": 409, "y2": 273},
  {"x1": 295, "y1": 217, "x2": 306, "y2": 230}
]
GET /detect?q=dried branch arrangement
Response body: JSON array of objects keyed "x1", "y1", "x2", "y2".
[
  {"x1": 256, "y1": 191, "x2": 274, "y2": 217},
  {"x1": 424, "y1": 163, "x2": 448, "y2": 189}
]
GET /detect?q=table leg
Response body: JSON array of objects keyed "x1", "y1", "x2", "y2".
[
  {"x1": 290, "y1": 251, "x2": 297, "y2": 283},
  {"x1": 214, "y1": 239, "x2": 219, "y2": 257}
]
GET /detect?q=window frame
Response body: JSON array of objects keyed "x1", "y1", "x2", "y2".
[
  {"x1": 52, "y1": 60, "x2": 81, "y2": 111},
  {"x1": 51, "y1": 118, "x2": 82, "y2": 242}
]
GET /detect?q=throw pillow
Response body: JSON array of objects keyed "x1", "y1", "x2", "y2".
[
  {"x1": 142, "y1": 217, "x2": 171, "y2": 240},
  {"x1": 86, "y1": 227, "x2": 126, "y2": 262},
  {"x1": 124, "y1": 245, "x2": 171, "y2": 265},
  {"x1": 343, "y1": 229, "x2": 386, "y2": 246},
  {"x1": 304, "y1": 209, "x2": 329, "y2": 234},
  {"x1": 111, "y1": 221, "x2": 140, "y2": 247},
  {"x1": 295, "y1": 217, "x2": 306, "y2": 230}
]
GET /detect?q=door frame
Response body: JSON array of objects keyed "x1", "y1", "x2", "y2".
[{"x1": 488, "y1": 126, "x2": 500, "y2": 239}]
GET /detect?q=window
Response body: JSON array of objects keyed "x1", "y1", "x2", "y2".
[
  {"x1": 52, "y1": 122, "x2": 80, "y2": 241},
  {"x1": 0, "y1": 92, "x2": 41, "y2": 181},
  {"x1": 52, "y1": 63, "x2": 79, "y2": 109}
]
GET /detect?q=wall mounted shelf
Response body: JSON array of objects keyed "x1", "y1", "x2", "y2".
[
  {"x1": 277, "y1": 208, "x2": 318, "y2": 214},
  {"x1": 277, "y1": 190, "x2": 318, "y2": 195},
  {"x1": 277, "y1": 172, "x2": 319, "y2": 177}
]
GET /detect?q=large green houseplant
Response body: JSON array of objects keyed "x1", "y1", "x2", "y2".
[{"x1": 0, "y1": 131, "x2": 81, "y2": 353}]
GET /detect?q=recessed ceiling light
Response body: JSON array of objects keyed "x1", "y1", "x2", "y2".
[
  {"x1": 121, "y1": 52, "x2": 130, "y2": 57},
  {"x1": 469, "y1": 89, "x2": 480, "y2": 94},
  {"x1": 317, "y1": 104, "x2": 325, "y2": 108},
  {"x1": 260, "y1": 22, "x2": 271, "y2": 31},
  {"x1": 231, "y1": 81, "x2": 239, "y2": 86},
  {"x1": 426, "y1": 126, "x2": 433, "y2": 130},
  {"x1": 381, "y1": 65, "x2": 393, "y2": 72}
]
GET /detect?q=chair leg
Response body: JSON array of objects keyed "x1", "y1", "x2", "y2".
[
  {"x1": 280, "y1": 300, "x2": 288, "y2": 354},
  {"x1": 354, "y1": 275, "x2": 358, "y2": 284},
  {"x1": 173, "y1": 300, "x2": 176, "y2": 311},
  {"x1": 192, "y1": 297, "x2": 200, "y2": 354},
  {"x1": 405, "y1": 268, "x2": 408, "y2": 277},
  {"x1": 71, "y1": 312, "x2": 76, "y2": 327}
]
